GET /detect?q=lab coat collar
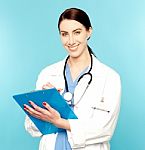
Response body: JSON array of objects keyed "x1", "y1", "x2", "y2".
[{"x1": 60, "y1": 54, "x2": 105, "y2": 77}]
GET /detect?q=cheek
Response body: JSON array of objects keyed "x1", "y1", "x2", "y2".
[
  {"x1": 77, "y1": 34, "x2": 88, "y2": 43},
  {"x1": 60, "y1": 37, "x2": 68, "y2": 45}
]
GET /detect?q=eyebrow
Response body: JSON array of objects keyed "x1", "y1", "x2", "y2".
[{"x1": 60, "y1": 28, "x2": 82, "y2": 33}]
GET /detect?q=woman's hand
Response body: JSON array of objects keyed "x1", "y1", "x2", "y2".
[
  {"x1": 24, "y1": 101, "x2": 60, "y2": 125},
  {"x1": 24, "y1": 82, "x2": 70, "y2": 131},
  {"x1": 42, "y1": 82, "x2": 63, "y2": 92},
  {"x1": 24, "y1": 101, "x2": 70, "y2": 131}
]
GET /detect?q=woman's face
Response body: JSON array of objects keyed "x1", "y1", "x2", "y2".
[{"x1": 59, "y1": 19, "x2": 92, "y2": 58}]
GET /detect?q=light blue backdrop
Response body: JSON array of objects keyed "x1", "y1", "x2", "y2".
[{"x1": 0, "y1": 0, "x2": 145, "y2": 150}]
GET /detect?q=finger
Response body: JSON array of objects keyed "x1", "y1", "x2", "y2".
[
  {"x1": 28, "y1": 101, "x2": 49, "y2": 114},
  {"x1": 46, "y1": 82, "x2": 54, "y2": 88},
  {"x1": 24, "y1": 106, "x2": 47, "y2": 120},
  {"x1": 42, "y1": 85, "x2": 49, "y2": 89},
  {"x1": 30, "y1": 101, "x2": 54, "y2": 117},
  {"x1": 42, "y1": 102, "x2": 55, "y2": 113},
  {"x1": 57, "y1": 88, "x2": 63, "y2": 92},
  {"x1": 42, "y1": 82, "x2": 54, "y2": 89},
  {"x1": 24, "y1": 104, "x2": 42, "y2": 117},
  {"x1": 24, "y1": 104, "x2": 52, "y2": 119}
]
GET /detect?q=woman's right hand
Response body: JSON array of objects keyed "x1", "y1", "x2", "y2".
[{"x1": 42, "y1": 82, "x2": 63, "y2": 93}]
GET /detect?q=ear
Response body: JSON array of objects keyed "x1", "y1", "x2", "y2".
[{"x1": 87, "y1": 27, "x2": 93, "y2": 40}]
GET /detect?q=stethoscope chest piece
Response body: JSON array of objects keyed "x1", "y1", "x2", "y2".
[{"x1": 63, "y1": 92, "x2": 73, "y2": 102}]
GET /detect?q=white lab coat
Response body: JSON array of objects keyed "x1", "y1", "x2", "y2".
[{"x1": 25, "y1": 55, "x2": 121, "y2": 150}]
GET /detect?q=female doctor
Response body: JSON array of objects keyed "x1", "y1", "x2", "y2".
[{"x1": 24, "y1": 8, "x2": 121, "y2": 150}]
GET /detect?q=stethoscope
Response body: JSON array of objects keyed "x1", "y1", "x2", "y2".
[{"x1": 63, "y1": 52, "x2": 93, "y2": 107}]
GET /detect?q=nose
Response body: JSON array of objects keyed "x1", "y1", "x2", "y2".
[{"x1": 68, "y1": 35, "x2": 75, "y2": 45}]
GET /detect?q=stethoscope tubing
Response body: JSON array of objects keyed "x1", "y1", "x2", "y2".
[
  {"x1": 63, "y1": 52, "x2": 93, "y2": 93},
  {"x1": 63, "y1": 52, "x2": 93, "y2": 106}
]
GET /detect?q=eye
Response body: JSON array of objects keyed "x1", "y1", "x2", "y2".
[
  {"x1": 74, "y1": 31, "x2": 81, "y2": 35},
  {"x1": 61, "y1": 32, "x2": 68, "y2": 37}
]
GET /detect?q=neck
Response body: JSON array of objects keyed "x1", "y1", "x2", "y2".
[{"x1": 68, "y1": 50, "x2": 91, "y2": 75}]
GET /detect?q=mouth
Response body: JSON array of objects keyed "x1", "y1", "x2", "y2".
[{"x1": 68, "y1": 45, "x2": 79, "y2": 51}]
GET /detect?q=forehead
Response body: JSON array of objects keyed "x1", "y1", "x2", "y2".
[{"x1": 59, "y1": 19, "x2": 85, "y2": 31}]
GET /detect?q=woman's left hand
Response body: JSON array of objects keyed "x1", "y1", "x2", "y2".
[
  {"x1": 24, "y1": 101, "x2": 61, "y2": 127},
  {"x1": 24, "y1": 101, "x2": 70, "y2": 130},
  {"x1": 24, "y1": 82, "x2": 70, "y2": 130}
]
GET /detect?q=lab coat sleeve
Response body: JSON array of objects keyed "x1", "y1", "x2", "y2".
[
  {"x1": 24, "y1": 63, "x2": 62, "y2": 137},
  {"x1": 67, "y1": 71, "x2": 121, "y2": 148},
  {"x1": 24, "y1": 115, "x2": 42, "y2": 137},
  {"x1": 24, "y1": 70, "x2": 46, "y2": 137}
]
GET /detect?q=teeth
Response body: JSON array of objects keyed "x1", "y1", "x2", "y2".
[{"x1": 69, "y1": 45, "x2": 78, "y2": 50}]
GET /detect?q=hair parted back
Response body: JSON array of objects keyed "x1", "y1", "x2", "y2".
[
  {"x1": 58, "y1": 8, "x2": 96, "y2": 57},
  {"x1": 58, "y1": 8, "x2": 92, "y2": 31}
]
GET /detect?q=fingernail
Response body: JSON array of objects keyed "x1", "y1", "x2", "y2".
[
  {"x1": 43, "y1": 102, "x2": 47, "y2": 106},
  {"x1": 29, "y1": 101, "x2": 32, "y2": 104},
  {"x1": 24, "y1": 105, "x2": 28, "y2": 110},
  {"x1": 58, "y1": 88, "x2": 63, "y2": 92}
]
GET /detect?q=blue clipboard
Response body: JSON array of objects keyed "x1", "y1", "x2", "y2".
[{"x1": 13, "y1": 88, "x2": 78, "y2": 135}]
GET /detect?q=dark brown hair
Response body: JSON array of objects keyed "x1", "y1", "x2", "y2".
[{"x1": 58, "y1": 8, "x2": 92, "y2": 31}]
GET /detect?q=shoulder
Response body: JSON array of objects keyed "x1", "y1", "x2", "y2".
[
  {"x1": 102, "y1": 63, "x2": 120, "y2": 80},
  {"x1": 38, "y1": 59, "x2": 65, "y2": 77},
  {"x1": 93, "y1": 56, "x2": 121, "y2": 80},
  {"x1": 100, "y1": 61, "x2": 121, "y2": 89},
  {"x1": 35, "y1": 58, "x2": 65, "y2": 90},
  {"x1": 93, "y1": 57, "x2": 121, "y2": 95}
]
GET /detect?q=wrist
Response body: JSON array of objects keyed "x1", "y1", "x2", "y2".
[{"x1": 55, "y1": 118, "x2": 71, "y2": 131}]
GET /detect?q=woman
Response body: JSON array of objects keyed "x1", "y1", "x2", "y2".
[{"x1": 24, "y1": 8, "x2": 121, "y2": 150}]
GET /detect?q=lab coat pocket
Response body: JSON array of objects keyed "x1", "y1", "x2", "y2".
[{"x1": 89, "y1": 97, "x2": 111, "y2": 118}]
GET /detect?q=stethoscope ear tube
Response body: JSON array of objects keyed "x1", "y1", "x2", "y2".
[
  {"x1": 63, "y1": 56, "x2": 70, "y2": 93},
  {"x1": 77, "y1": 51, "x2": 93, "y2": 84}
]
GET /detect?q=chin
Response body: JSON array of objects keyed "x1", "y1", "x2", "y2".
[{"x1": 69, "y1": 52, "x2": 82, "y2": 58}]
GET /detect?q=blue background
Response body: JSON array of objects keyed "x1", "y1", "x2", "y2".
[{"x1": 0, "y1": 0, "x2": 145, "y2": 150}]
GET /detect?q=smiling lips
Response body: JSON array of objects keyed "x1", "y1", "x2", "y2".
[{"x1": 68, "y1": 45, "x2": 79, "y2": 51}]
